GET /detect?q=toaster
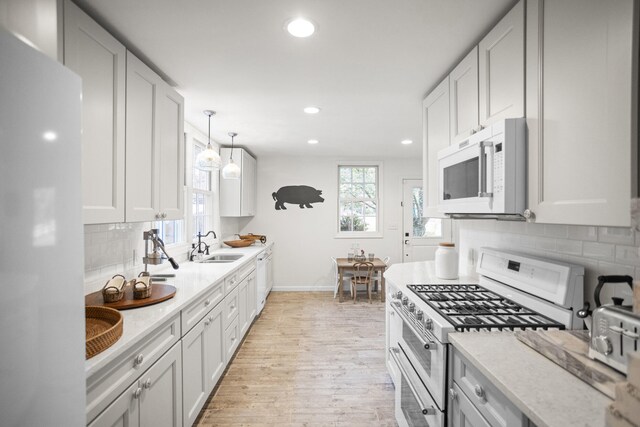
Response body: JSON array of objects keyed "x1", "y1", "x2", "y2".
[{"x1": 589, "y1": 304, "x2": 640, "y2": 374}]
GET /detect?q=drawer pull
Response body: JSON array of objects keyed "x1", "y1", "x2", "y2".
[
  {"x1": 205, "y1": 299, "x2": 211, "y2": 307},
  {"x1": 134, "y1": 353, "x2": 144, "y2": 366},
  {"x1": 474, "y1": 384, "x2": 485, "y2": 399},
  {"x1": 143, "y1": 378, "x2": 152, "y2": 389},
  {"x1": 449, "y1": 388, "x2": 458, "y2": 401},
  {"x1": 133, "y1": 387, "x2": 142, "y2": 399}
]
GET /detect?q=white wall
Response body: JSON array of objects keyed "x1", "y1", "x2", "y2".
[
  {"x1": 240, "y1": 155, "x2": 422, "y2": 290},
  {"x1": 457, "y1": 220, "x2": 640, "y2": 308}
]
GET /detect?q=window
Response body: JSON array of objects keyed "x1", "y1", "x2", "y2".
[
  {"x1": 191, "y1": 143, "x2": 213, "y2": 238},
  {"x1": 338, "y1": 164, "x2": 381, "y2": 236},
  {"x1": 410, "y1": 187, "x2": 442, "y2": 238},
  {"x1": 154, "y1": 131, "x2": 215, "y2": 248}
]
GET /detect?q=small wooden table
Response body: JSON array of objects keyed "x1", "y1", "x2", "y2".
[{"x1": 336, "y1": 258, "x2": 387, "y2": 303}]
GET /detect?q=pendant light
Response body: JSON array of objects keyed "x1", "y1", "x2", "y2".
[
  {"x1": 222, "y1": 132, "x2": 242, "y2": 179},
  {"x1": 195, "y1": 110, "x2": 222, "y2": 171}
]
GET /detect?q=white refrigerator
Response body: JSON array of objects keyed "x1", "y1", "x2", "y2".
[{"x1": 0, "y1": 29, "x2": 86, "y2": 426}]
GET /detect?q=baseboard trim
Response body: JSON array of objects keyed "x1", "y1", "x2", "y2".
[{"x1": 271, "y1": 285, "x2": 335, "y2": 292}]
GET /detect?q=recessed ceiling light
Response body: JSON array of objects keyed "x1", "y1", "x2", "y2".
[
  {"x1": 286, "y1": 18, "x2": 315, "y2": 38},
  {"x1": 307, "y1": 139, "x2": 319, "y2": 145},
  {"x1": 401, "y1": 139, "x2": 413, "y2": 145},
  {"x1": 303, "y1": 106, "x2": 321, "y2": 114},
  {"x1": 43, "y1": 131, "x2": 57, "y2": 142}
]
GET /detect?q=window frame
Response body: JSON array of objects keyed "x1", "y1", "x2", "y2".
[{"x1": 335, "y1": 161, "x2": 384, "y2": 239}]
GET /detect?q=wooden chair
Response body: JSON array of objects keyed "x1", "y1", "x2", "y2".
[
  {"x1": 373, "y1": 256, "x2": 390, "y2": 293},
  {"x1": 350, "y1": 261, "x2": 375, "y2": 303},
  {"x1": 331, "y1": 257, "x2": 352, "y2": 299}
]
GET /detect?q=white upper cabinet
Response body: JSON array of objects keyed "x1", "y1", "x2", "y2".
[
  {"x1": 220, "y1": 148, "x2": 257, "y2": 217},
  {"x1": 158, "y1": 87, "x2": 185, "y2": 221},
  {"x1": 526, "y1": 0, "x2": 637, "y2": 226},
  {"x1": 449, "y1": 47, "x2": 479, "y2": 145},
  {"x1": 64, "y1": 0, "x2": 126, "y2": 224},
  {"x1": 478, "y1": 0, "x2": 524, "y2": 126},
  {"x1": 125, "y1": 52, "x2": 184, "y2": 222},
  {"x1": 422, "y1": 77, "x2": 450, "y2": 217}
]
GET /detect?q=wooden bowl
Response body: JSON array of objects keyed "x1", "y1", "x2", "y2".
[
  {"x1": 86, "y1": 306, "x2": 123, "y2": 359},
  {"x1": 223, "y1": 239, "x2": 254, "y2": 248}
]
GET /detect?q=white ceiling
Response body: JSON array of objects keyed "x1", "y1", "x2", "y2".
[{"x1": 74, "y1": 0, "x2": 515, "y2": 158}]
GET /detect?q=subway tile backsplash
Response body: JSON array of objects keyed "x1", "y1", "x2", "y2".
[{"x1": 457, "y1": 220, "x2": 640, "y2": 307}]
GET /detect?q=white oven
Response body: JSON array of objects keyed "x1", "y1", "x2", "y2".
[
  {"x1": 437, "y1": 118, "x2": 526, "y2": 217},
  {"x1": 389, "y1": 297, "x2": 447, "y2": 426}
]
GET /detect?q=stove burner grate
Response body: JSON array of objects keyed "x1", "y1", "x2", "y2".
[{"x1": 407, "y1": 284, "x2": 565, "y2": 332}]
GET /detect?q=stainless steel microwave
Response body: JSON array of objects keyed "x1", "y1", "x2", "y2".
[{"x1": 437, "y1": 118, "x2": 526, "y2": 219}]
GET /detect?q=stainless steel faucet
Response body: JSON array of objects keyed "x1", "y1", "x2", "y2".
[{"x1": 190, "y1": 230, "x2": 217, "y2": 261}]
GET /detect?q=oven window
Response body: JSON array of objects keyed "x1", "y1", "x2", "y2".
[
  {"x1": 401, "y1": 376, "x2": 427, "y2": 426},
  {"x1": 443, "y1": 157, "x2": 479, "y2": 200},
  {"x1": 402, "y1": 323, "x2": 432, "y2": 376}
]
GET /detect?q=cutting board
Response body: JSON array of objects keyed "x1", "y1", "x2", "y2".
[
  {"x1": 515, "y1": 329, "x2": 625, "y2": 399},
  {"x1": 85, "y1": 284, "x2": 176, "y2": 310}
]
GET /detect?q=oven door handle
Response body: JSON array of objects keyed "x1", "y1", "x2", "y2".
[
  {"x1": 389, "y1": 347, "x2": 437, "y2": 416},
  {"x1": 391, "y1": 303, "x2": 437, "y2": 351}
]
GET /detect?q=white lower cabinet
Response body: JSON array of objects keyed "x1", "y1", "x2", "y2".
[
  {"x1": 238, "y1": 270, "x2": 257, "y2": 337},
  {"x1": 224, "y1": 316, "x2": 241, "y2": 363},
  {"x1": 450, "y1": 383, "x2": 490, "y2": 427},
  {"x1": 450, "y1": 348, "x2": 528, "y2": 427},
  {"x1": 182, "y1": 302, "x2": 225, "y2": 427},
  {"x1": 90, "y1": 342, "x2": 182, "y2": 427}
]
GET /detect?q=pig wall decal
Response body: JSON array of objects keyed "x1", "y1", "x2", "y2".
[{"x1": 272, "y1": 185, "x2": 325, "y2": 210}]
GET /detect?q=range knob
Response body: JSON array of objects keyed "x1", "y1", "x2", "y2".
[
  {"x1": 416, "y1": 310, "x2": 423, "y2": 321},
  {"x1": 394, "y1": 291, "x2": 403, "y2": 300},
  {"x1": 594, "y1": 335, "x2": 613, "y2": 355},
  {"x1": 402, "y1": 297, "x2": 409, "y2": 306},
  {"x1": 408, "y1": 303, "x2": 415, "y2": 312},
  {"x1": 425, "y1": 318, "x2": 433, "y2": 330}
]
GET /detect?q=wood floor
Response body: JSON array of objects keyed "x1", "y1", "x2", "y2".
[{"x1": 195, "y1": 292, "x2": 397, "y2": 427}]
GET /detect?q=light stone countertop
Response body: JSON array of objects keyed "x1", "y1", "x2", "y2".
[
  {"x1": 385, "y1": 261, "x2": 611, "y2": 427},
  {"x1": 85, "y1": 243, "x2": 272, "y2": 378},
  {"x1": 449, "y1": 332, "x2": 611, "y2": 427}
]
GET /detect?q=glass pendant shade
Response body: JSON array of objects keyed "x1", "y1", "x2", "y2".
[
  {"x1": 222, "y1": 158, "x2": 241, "y2": 179},
  {"x1": 195, "y1": 110, "x2": 221, "y2": 171},
  {"x1": 222, "y1": 132, "x2": 241, "y2": 179}
]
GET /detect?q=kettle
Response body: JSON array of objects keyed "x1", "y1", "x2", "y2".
[{"x1": 577, "y1": 275, "x2": 633, "y2": 331}]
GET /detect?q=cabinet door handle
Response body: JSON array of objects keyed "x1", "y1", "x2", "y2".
[
  {"x1": 204, "y1": 318, "x2": 211, "y2": 326},
  {"x1": 474, "y1": 384, "x2": 485, "y2": 399},
  {"x1": 208, "y1": 315, "x2": 213, "y2": 322},
  {"x1": 143, "y1": 378, "x2": 152, "y2": 389},
  {"x1": 155, "y1": 213, "x2": 161, "y2": 219},
  {"x1": 205, "y1": 299, "x2": 211, "y2": 307},
  {"x1": 161, "y1": 212, "x2": 167, "y2": 219},
  {"x1": 449, "y1": 388, "x2": 458, "y2": 401},
  {"x1": 134, "y1": 353, "x2": 144, "y2": 366},
  {"x1": 133, "y1": 387, "x2": 142, "y2": 399}
]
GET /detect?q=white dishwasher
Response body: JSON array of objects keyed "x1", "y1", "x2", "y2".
[{"x1": 256, "y1": 246, "x2": 273, "y2": 314}]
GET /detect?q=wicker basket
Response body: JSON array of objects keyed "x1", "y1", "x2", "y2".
[
  {"x1": 131, "y1": 275, "x2": 152, "y2": 299},
  {"x1": 223, "y1": 239, "x2": 254, "y2": 248},
  {"x1": 86, "y1": 306, "x2": 123, "y2": 359},
  {"x1": 101, "y1": 274, "x2": 126, "y2": 303}
]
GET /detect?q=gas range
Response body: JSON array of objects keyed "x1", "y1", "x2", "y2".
[
  {"x1": 386, "y1": 248, "x2": 585, "y2": 427},
  {"x1": 406, "y1": 283, "x2": 565, "y2": 332}
]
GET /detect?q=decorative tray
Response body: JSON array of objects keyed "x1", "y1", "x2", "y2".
[
  {"x1": 223, "y1": 239, "x2": 254, "y2": 248},
  {"x1": 85, "y1": 283, "x2": 177, "y2": 310},
  {"x1": 86, "y1": 306, "x2": 123, "y2": 359}
]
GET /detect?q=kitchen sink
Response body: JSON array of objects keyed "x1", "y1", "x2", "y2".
[{"x1": 199, "y1": 253, "x2": 243, "y2": 263}]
